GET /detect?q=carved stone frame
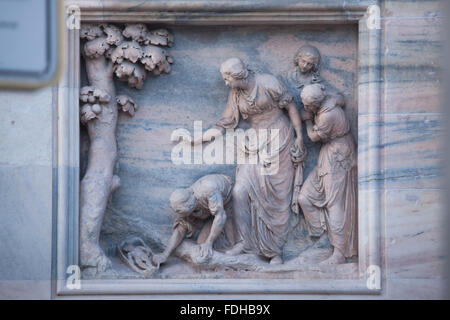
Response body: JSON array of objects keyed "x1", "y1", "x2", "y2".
[{"x1": 54, "y1": 0, "x2": 383, "y2": 297}]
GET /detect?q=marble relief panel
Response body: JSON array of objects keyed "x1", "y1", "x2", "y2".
[{"x1": 78, "y1": 24, "x2": 359, "y2": 279}]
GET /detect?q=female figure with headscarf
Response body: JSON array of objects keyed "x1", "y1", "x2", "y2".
[
  {"x1": 298, "y1": 83, "x2": 357, "y2": 264},
  {"x1": 196, "y1": 58, "x2": 305, "y2": 264}
]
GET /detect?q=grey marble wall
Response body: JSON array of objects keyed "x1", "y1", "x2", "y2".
[{"x1": 0, "y1": 88, "x2": 54, "y2": 299}]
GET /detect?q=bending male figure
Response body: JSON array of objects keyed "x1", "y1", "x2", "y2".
[{"x1": 152, "y1": 174, "x2": 236, "y2": 266}]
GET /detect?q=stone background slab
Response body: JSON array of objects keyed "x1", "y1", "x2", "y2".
[{"x1": 88, "y1": 24, "x2": 359, "y2": 259}]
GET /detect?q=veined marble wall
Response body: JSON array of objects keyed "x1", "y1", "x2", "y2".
[
  {"x1": 379, "y1": 0, "x2": 445, "y2": 298},
  {"x1": 0, "y1": 0, "x2": 446, "y2": 298}
]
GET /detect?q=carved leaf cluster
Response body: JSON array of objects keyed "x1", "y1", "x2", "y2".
[
  {"x1": 79, "y1": 86, "x2": 111, "y2": 124},
  {"x1": 80, "y1": 23, "x2": 174, "y2": 89},
  {"x1": 116, "y1": 95, "x2": 139, "y2": 117}
]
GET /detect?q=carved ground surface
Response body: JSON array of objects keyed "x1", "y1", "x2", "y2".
[{"x1": 106, "y1": 239, "x2": 358, "y2": 280}]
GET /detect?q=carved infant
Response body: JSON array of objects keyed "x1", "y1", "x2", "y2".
[{"x1": 152, "y1": 174, "x2": 236, "y2": 266}]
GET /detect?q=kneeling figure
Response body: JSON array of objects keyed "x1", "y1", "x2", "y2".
[{"x1": 152, "y1": 174, "x2": 236, "y2": 266}]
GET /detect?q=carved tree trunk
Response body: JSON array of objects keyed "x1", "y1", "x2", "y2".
[
  {"x1": 80, "y1": 55, "x2": 118, "y2": 273},
  {"x1": 78, "y1": 23, "x2": 173, "y2": 276}
]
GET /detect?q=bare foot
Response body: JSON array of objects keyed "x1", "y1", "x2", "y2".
[
  {"x1": 319, "y1": 248, "x2": 345, "y2": 265},
  {"x1": 225, "y1": 242, "x2": 245, "y2": 255},
  {"x1": 269, "y1": 255, "x2": 283, "y2": 265}
]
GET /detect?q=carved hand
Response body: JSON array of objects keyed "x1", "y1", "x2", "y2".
[
  {"x1": 199, "y1": 242, "x2": 213, "y2": 260},
  {"x1": 301, "y1": 110, "x2": 314, "y2": 121},
  {"x1": 191, "y1": 131, "x2": 212, "y2": 145},
  {"x1": 191, "y1": 135, "x2": 204, "y2": 145},
  {"x1": 290, "y1": 137, "x2": 307, "y2": 164},
  {"x1": 152, "y1": 253, "x2": 168, "y2": 267}
]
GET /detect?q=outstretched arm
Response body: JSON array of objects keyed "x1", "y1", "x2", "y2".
[
  {"x1": 199, "y1": 209, "x2": 226, "y2": 259},
  {"x1": 199, "y1": 192, "x2": 227, "y2": 259},
  {"x1": 285, "y1": 101, "x2": 303, "y2": 140},
  {"x1": 191, "y1": 126, "x2": 225, "y2": 145},
  {"x1": 206, "y1": 209, "x2": 227, "y2": 246},
  {"x1": 153, "y1": 226, "x2": 187, "y2": 266},
  {"x1": 285, "y1": 101, "x2": 306, "y2": 163},
  {"x1": 202, "y1": 126, "x2": 226, "y2": 143},
  {"x1": 192, "y1": 90, "x2": 239, "y2": 145}
]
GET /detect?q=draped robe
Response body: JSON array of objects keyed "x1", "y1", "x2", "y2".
[{"x1": 216, "y1": 73, "x2": 296, "y2": 258}]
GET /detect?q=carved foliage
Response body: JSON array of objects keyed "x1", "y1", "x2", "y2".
[
  {"x1": 79, "y1": 86, "x2": 111, "y2": 124},
  {"x1": 116, "y1": 95, "x2": 139, "y2": 117},
  {"x1": 80, "y1": 23, "x2": 174, "y2": 89}
]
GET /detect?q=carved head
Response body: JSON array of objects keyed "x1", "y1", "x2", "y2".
[
  {"x1": 301, "y1": 83, "x2": 326, "y2": 113},
  {"x1": 220, "y1": 57, "x2": 249, "y2": 89},
  {"x1": 294, "y1": 45, "x2": 321, "y2": 74},
  {"x1": 170, "y1": 188, "x2": 197, "y2": 216}
]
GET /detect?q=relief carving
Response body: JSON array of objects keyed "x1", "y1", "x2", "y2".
[
  {"x1": 153, "y1": 174, "x2": 236, "y2": 267},
  {"x1": 287, "y1": 45, "x2": 322, "y2": 91},
  {"x1": 298, "y1": 83, "x2": 358, "y2": 265},
  {"x1": 208, "y1": 58, "x2": 306, "y2": 265},
  {"x1": 78, "y1": 25, "x2": 357, "y2": 278},
  {"x1": 78, "y1": 23, "x2": 174, "y2": 277}
]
